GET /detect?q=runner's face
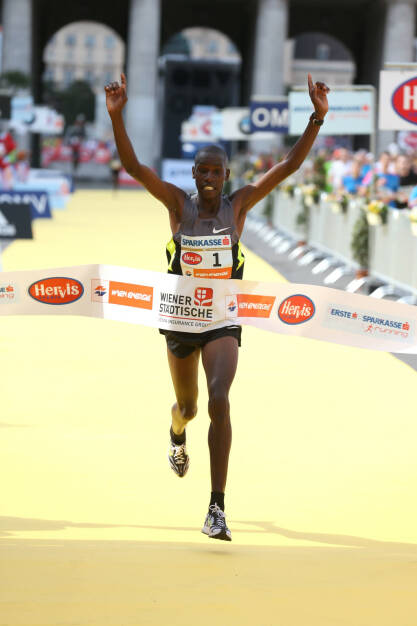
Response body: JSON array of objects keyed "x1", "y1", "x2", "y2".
[{"x1": 192, "y1": 155, "x2": 230, "y2": 197}]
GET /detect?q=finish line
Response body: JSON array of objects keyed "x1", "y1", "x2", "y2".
[{"x1": 1, "y1": 263, "x2": 416, "y2": 353}]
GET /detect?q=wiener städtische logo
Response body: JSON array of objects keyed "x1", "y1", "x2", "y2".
[
  {"x1": 278, "y1": 294, "x2": 315, "y2": 325},
  {"x1": 28, "y1": 277, "x2": 84, "y2": 305},
  {"x1": 194, "y1": 287, "x2": 213, "y2": 307}
]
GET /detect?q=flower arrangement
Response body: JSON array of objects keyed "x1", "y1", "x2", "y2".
[
  {"x1": 300, "y1": 183, "x2": 320, "y2": 206},
  {"x1": 365, "y1": 200, "x2": 388, "y2": 226},
  {"x1": 325, "y1": 193, "x2": 350, "y2": 214},
  {"x1": 408, "y1": 207, "x2": 417, "y2": 236},
  {"x1": 351, "y1": 212, "x2": 369, "y2": 270},
  {"x1": 281, "y1": 181, "x2": 295, "y2": 197}
]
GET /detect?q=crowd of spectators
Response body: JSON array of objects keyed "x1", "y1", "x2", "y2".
[
  {"x1": 326, "y1": 148, "x2": 417, "y2": 209},
  {"x1": 232, "y1": 145, "x2": 417, "y2": 211}
]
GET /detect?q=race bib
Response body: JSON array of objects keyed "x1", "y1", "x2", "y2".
[{"x1": 180, "y1": 234, "x2": 233, "y2": 279}]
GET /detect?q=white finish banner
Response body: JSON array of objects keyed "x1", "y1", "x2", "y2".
[
  {"x1": 161, "y1": 160, "x2": 195, "y2": 192},
  {"x1": 1, "y1": 264, "x2": 417, "y2": 354},
  {"x1": 289, "y1": 89, "x2": 374, "y2": 135}
]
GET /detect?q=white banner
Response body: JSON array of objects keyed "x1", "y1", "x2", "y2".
[
  {"x1": 10, "y1": 97, "x2": 64, "y2": 135},
  {"x1": 161, "y1": 159, "x2": 195, "y2": 192},
  {"x1": 379, "y1": 70, "x2": 417, "y2": 130},
  {"x1": 289, "y1": 89, "x2": 374, "y2": 135},
  {"x1": 219, "y1": 108, "x2": 277, "y2": 141},
  {"x1": 1, "y1": 264, "x2": 417, "y2": 354}
]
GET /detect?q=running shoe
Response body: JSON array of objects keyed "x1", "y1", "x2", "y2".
[
  {"x1": 168, "y1": 439, "x2": 189, "y2": 477},
  {"x1": 201, "y1": 503, "x2": 232, "y2": 541}
]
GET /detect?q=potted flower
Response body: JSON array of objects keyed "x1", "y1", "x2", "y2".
[
  {"x1": 351, "y1": 212, "x2": 369, "y2": 278},
  {"x1": 300, "y1": 183, "x2": 319, "y2": 207},
  {"x1": 409, "y1": 208, "x2": 417, "y2": 236},
  {"x1": 365, "y1": 200, "x2": 388, "y2": 226},
  {"x1": 327, "y1": 192, "x2": 349, "y2": 214},
  {"x1": 281, "y1": 181, "x2": 296, "y2": 198}
]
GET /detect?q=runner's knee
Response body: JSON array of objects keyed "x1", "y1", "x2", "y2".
[
  {"x1": 178, "y1": 401, "x2": 198, "y2": 421},
  {"x1": 207, "y1": 384, "x2": 230, "y2": 422}
]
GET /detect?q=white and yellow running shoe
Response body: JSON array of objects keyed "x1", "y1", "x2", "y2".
[
  {"x1": 201, "y1": 504, "x2": 232, "y2": 541},
  {"x1": 168, "y1": 440, "x2": 189, "y2": 477}
]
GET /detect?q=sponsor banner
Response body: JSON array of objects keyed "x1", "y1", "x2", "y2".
[
  {"x1": 1, "y1": 264, "x2": 417, "y2": 353},
  {"x1": 0, "y1": 282, "x2": 18, "y2": 304},
  {"x1": 0, "y1": 191, "x2": 52, "y2": 220},
  {"x1": 91, "y1": 279, "x2": 153, "y2": 310},
  {"x1": 226, "y1": 294, "x2": 275, "y2": 319},
  {"x1": 10, "y1": 97, "x2": 64, "y2": 135},
  {"x1": 216, "y1": 107, "x2": 278, "y2": 141},
  {"x1": 289, "y1": 89, "x2": 374, "y2": 135},
  {"x1": 323, "y1": 305, "x2": 411, "y2": 343},
  {"x1": 14, "y1": 172, "x2": 71, "y2": 210},
  {"x1": 278, "y1": 294, "x2": 315, "y2": 325},
  {"x1": 0, "y1": 204, "x2": 33, "y2": 239},
  {"x1": 28, "y1": 277, "x2": 84, "y2": 305},
  {"x1": 379, "y1": 70, "x2": 417, "y2": 130},
  {"x1": 161, "y1": 159, "x2": 195, "y2": 192},
  {"x1": 250, "y1": 98, "x2": 289, "y2": 134}
]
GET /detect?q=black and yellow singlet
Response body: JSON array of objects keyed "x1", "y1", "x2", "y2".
[{"x1": 166, "y1": 193, "x2": 245, "y2": 280}]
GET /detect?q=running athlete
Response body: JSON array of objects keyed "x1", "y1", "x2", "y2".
[{"x1": 105, "y1": 73, "x2": 329, "y2": 541}]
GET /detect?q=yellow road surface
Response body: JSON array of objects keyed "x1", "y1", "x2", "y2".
[{"x1": 1, "y1": 191, "x2": 416, "y2": 625}]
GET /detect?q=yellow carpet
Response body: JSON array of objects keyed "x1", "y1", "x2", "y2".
[{"x1": 1, "y1": 190, "x2": 416, "y2": 625}]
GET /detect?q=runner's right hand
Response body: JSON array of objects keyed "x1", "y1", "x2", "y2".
[{"x1": 105, "y1": 73, "x2": 128, "y2": 116}]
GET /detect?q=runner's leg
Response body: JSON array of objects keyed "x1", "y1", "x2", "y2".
[
  {"x1": 201, "y1": 336, "x2": 238, "y2": 493},
  {"x1": 167, "y1": 347, "x2": 200, "y2": 436}
]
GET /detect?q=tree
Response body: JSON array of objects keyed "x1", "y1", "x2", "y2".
[
  {"x1": 43, "y1": 80, "x2": 95, "y2": 128},
  {"x1": 0, "y1": 71, "x2": 30, "y2": 91}
]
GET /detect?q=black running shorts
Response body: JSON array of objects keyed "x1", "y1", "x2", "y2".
[{"x1": 160, "y1": 326, "x2": 242, "y2": 359}]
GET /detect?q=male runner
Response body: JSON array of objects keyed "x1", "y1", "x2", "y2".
[{"x1": 105, "y1": 73, "x2": 329, "y2": 541}]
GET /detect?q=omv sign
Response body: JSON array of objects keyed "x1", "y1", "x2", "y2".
[
  {"x1": 250, "y1": 98, "x2": 289, "y2": 134},
  {"x1": 392, "y1": 76, "x2": 417, "y2": 124}
]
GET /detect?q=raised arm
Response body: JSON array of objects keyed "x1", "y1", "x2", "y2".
[
  {"x1": 232, "y1": 74, "x2": 330, "y2": 214},
  {"x1": 105, "y1": 74, "x2": 186, "y2": 218}
]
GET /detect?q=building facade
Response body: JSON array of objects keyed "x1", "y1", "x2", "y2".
[{"x1": 43, "y1": 21, "x2": 124, "y2": 92}]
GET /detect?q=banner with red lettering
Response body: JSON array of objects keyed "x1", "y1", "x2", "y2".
[{"x1": 1, "y1": 263, "x2": 417, "y2": 353}]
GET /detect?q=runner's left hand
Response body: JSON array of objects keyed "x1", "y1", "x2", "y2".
[{"x1": 308, "y1": 74, "x2": 330, "y2": 120}]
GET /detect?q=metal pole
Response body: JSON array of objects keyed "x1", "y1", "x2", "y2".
[{"x1": 0, "y1": 241, "x2": 12, "y2": 271}]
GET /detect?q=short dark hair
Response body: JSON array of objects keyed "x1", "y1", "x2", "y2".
[{"x1": 194, "y1": 144, "x2": 228, "y2": 166}]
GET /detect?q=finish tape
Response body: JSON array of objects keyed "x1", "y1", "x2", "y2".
[{"x1": 1, "y1": 263, "x2": 417, "y2": 354}]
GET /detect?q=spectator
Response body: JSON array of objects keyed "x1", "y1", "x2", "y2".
[
  {"x1": 341, "y1": 159, "x2": 364, "y2": 194},
  {"x1": 408, "y1": 184, "x2": 417, "y2": 208},
  {"x1": 393, "y1": 154, "x2": 417, "y2": 208},
  {"x1": 328, "y1": 147, "x2": 351, "y2": 190}
]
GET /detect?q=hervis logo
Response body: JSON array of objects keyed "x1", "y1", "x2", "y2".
[
  {"x1": 182, "y1": 252, "x2": 202, "y2": 265},
  {"x1": 278, "y1": 294, "x2": 315, "y2": 325},
  {"x1": 29, "y1": 277, "x2": 84, "y2": 305},
  {"x1": 392, "y1": 76, "x2": 417, "y2": 124}
]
